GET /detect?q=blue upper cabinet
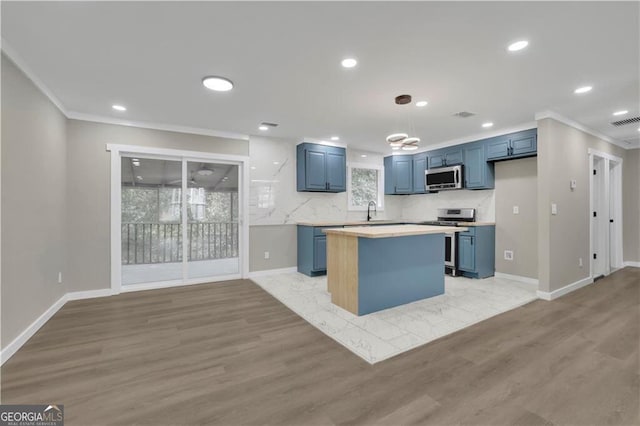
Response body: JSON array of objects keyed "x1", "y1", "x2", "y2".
[
  {"x1": 325, "y1": 148, "x2": 346, "y2": 191},
  {"x1": 384, "y1": 155, "x2": 413, "y2": 194},
  {"x1": 412, "y1": 152, "x2": 428, "y2": 193},
  {"x1": 486, "y1": 129, "x2": 537, "y2": 161},
  {"x1": 428, "y1": 147, "x2": 462, "y2": 168},
  {"x1": 297, "y1": 143, "x2": 346, "y2": 192},
  {"x1": 463, "y1": 142, "x2": 494, "y2": 189}
]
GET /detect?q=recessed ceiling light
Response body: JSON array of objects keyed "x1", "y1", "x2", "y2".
[
  {"x1": 507, "y1": 40, "x2": 529, "y2": 52},
  {"x1": 574, "y1": 86, "x2": 592, "y2": 94},
  {"x1": 251, "y1": 166, "x2": 256, "y2": 170},
  {"x1": 361, "y1": 154, "x2": 367, "y2": 158},
  {"x1": 391, "y1": 146, "x2": 400, "y2": 150},
  {"x1": 273, "y1": 161, "x2": 280, "y2": 165},
  {"x1": 341, "y1": 58, "x2": 357, "y2": 68},
  {"x1": 331, "y1": 136, "x2": 340, "y2": 141},
  {"x1": 112, "y1": 104, "x2": 127, "y2": 111},
  {"x1": 202, "y1": 76, "x2": 234, "y2": 92},
  {"x1": 415, "y1": 101, "x2": 428, "y2": 107},
  {"x1": 613, "y1": 110, "x2": 628, "y2": 116},
  {"x1": 259, "y1": 125, "x2": 269, "y2": 131},
  {"x1": 482, "y1": 122, "x2": 494, "y2": 128}
]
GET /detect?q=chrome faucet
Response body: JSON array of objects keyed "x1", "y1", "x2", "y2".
[{"x1": 367, "y1": 201, "x2": 377, "y2": 222}]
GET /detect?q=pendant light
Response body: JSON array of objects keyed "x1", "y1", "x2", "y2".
[{"x1": 386, "y1": 95, "x2": 421, "y2": 151}]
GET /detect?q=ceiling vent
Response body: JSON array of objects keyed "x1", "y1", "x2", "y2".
[
  {"x1": 453, "y1": 111, "x2": 476, "y2": 118},
  {"x1": 611, "y1": 116, "x2": 640, "y2": 126}
]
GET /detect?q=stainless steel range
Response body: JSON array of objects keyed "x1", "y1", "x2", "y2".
[{"x1": 419, "y1": 208, "x2": 476, "y2": 276}]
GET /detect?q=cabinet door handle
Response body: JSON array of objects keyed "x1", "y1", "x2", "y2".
[
  {"x1": 327, "y1": 182, "x2": 331, "y2": 190},
  {"x1": 394, "y1": 185, "x2": 397, "y2": 193},
  {"x1": 470, "y1": 237, "x2": 474, "y2": 246}
]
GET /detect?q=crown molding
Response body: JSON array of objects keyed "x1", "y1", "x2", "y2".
[
  {"x1": 535, "y1": 110, "x2": 631, "y2": 150},
  {"x1": 67, "y1": 111, "x2": 249, "y2": 141},
  {"x1": 1, "y1": 38, "x2": 68, "y2": 115},
  {"x1": 3, "y1": 38, "x2": 249, "y2": 141}
]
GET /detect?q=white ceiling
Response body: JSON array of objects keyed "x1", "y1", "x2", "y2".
[{"x1": 2, "y1": 1, "x2": 639, "y2": 152}]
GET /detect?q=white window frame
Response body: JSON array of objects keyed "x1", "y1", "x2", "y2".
[{"x1": 347, "y1": 162, "x2": 385, "y2": 211}]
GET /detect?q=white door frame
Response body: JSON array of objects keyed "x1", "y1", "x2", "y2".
[
  {"x1": 106, "y1": 144, "x2": 250, "y2": 294},
  {"x1": 588, "y1": 148, "x2": 623, "y2": 278}
]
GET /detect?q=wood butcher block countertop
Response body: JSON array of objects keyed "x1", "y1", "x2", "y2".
[
  {"x1": 297, "y1": 220, "x2": 402, "y2": 227},
  {"x1": 323, "y1": 224, "x2": 467, "y2": 238}
]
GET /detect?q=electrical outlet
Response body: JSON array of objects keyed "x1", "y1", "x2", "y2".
[
  {"x1": 513, "y1": 206, "x2": 519, "y2": 215},
  {"x1": 504, "y1": 250, "x2": 514, "y2": 261},
  {"x1": 579, "y1": 258, "x2": 583, "y2": 267},
  {"x1": 58, "y1": 272, "x2": 63, "y2": 284},
  {"x1": 264, "y1": 251, "x2": 270, "y2": 260}
]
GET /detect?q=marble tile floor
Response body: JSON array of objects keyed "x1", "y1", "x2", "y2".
[{"x1": 251, "y1": 272, "x2": 538, "y2": 364}]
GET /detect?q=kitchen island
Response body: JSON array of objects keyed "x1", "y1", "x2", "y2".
[{"x1": 324, "y1": 224, "x2": 467, "y2": 315}]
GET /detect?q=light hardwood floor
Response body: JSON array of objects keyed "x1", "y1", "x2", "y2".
[{"x1": 1, "y1": 268, "x2": 638, "y2": 425}]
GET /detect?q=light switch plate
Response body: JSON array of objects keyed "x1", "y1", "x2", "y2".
[
  {"x1": 551, "y1": 203, "x2": 558, "y2": 215},
  {"x1": 570, "y1": 179, "x2": 577, "y2": 190},
  {"x1": 513, "y1": 206, "x2": 519, "y2": 214},
  {"x1": 504, "y1": 250, "x2": 514, "y2": 261}
]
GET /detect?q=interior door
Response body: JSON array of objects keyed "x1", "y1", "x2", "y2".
[{"x1": 592, "y1": 157, "x2": 606, "y2": 277}]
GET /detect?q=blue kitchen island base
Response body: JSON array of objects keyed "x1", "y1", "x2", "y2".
[
  {"x1": 325, "y1": 225, "x2": 461, "y2": 316},
  {"x1": 358, "y1": 234, "x2": 445, "y2": 315}
]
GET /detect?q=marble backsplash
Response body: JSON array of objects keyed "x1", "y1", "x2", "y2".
[
  {"x1": 400, "y1": 189, "x2": 496, "y2": 222},
  {"x1": 249, "y1": 136, "x2": 403, "y2": 225},
  {"x1": 249, "y1": 135, "x2": 495, "y2": 226}
]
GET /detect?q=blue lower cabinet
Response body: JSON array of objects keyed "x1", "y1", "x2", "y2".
[
  {"x1": 298, "y1": 225, "x2": 334, "y2": 276},
  {"x1": 458, "y1": 235, "x2": 475, "y2": 271},
  {"x1": 313, "y1": 236, "x2": 327, "y2": 271},
  {"x1": 457, "y1": 226, "x2": 495, "y2": 279}
]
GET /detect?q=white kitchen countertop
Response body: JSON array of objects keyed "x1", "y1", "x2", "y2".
[{"x1": 323, "y1": 224, "x2": 467, "y2": 239}]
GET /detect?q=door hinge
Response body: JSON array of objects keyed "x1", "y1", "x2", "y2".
[
  {"x1": 593, "y1": 211, "x2": 597, "y2": 217},
  {"x1": 610, "y1": 219, "x2": 614, "y2": 223},
  {"x1": 593, "y1": 169, "x2": 597, "y2": 175},
  {"x1": 593, "y1": 253, "x2": 597, "y2": 260}
]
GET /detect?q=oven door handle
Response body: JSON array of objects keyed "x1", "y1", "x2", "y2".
[{"x1": 455, "y1": 169, "x2": 459, "y2": 185}]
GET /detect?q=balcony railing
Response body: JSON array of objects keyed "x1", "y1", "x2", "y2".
[{"x1": 121, "y1": 222, "x2": 239, "y2": 265}]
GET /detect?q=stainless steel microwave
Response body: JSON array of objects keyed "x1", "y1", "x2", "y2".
[{"x1": 425, "y1": 165, "x2": 463, "y2": 191}]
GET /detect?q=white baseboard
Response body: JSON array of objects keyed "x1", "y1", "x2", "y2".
[
  {"x1": 119, "y1": 274, "x2": 242, "y2": 293},
  {"x1": 0, "y1": 294, "x2": 67, "y2": 365},
  {"x1": 248, "y1": 267, "x2": 297, "y2": 278},
  {"x1": 537, "y1": 276, "x2": 594, "y2": 301},
  {"x1": 66, "y1": 288, "x2": 114, "y2": 301},
  {"x1": 494, "y1": 272, "x2": 539, "y2": 286},
  {"x1": 624, "y1": 261, "x2": 640, "y2": 268}
]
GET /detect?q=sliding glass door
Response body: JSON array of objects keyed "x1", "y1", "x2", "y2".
[
  {"x1": 119, "y1": 155, "x2": 241, "y2": 288},
  {"x1": 186, "y1": 161, "x2": 239, "y2": 279}
]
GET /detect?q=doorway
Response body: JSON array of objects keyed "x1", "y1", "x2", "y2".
[
  {"x1": 589, "y1": 149, "x2": 623, "y2": 279},
  {"x1": 109, "y1": 145, "x2": 249, "y2": 293}
]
